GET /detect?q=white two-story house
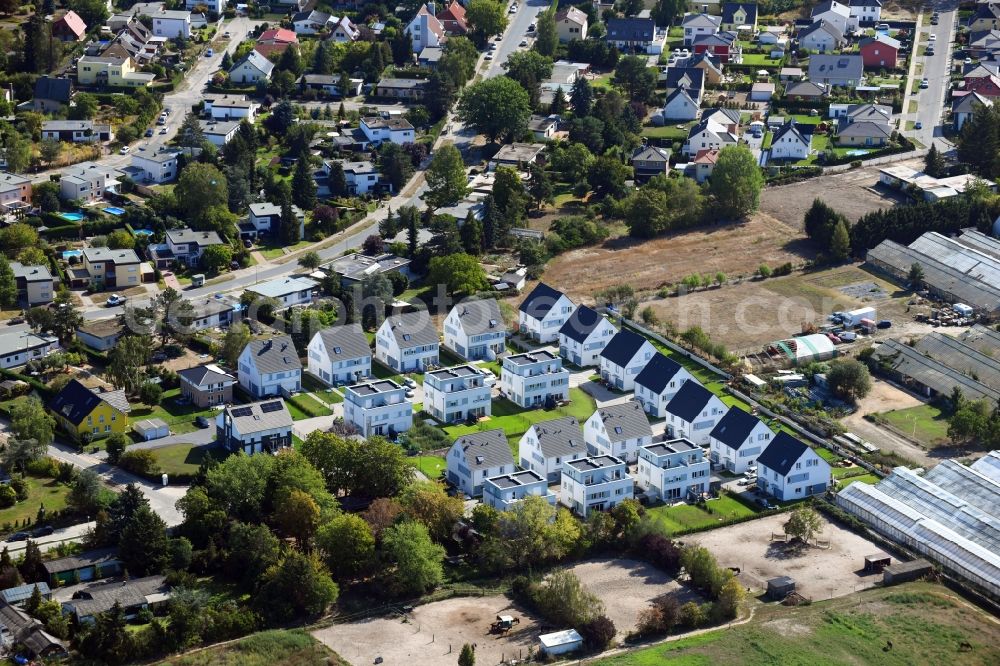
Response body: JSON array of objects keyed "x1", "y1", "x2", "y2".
[
  {"x1": 557, "y1": 305, "x2": 617, "y2": 367},
  {"x1": 682, "y1": 13, "x2": 722, "y2": 46},
  {"x1": 245, "y1": 202, "x2": 305, "y2": 240},
  {"x1": 756, "y1": 432, "x2": 832, "y2": 500},
  {"x1": 375, "y1": 311, "x2": 440, "y2": 372},
  {"x1": 245, "y1": 276, "x2": 318, "y2": 312},
  {"x1": 518, "y1": 416, "x2": 587, "y2": 483},
  {"x1": 849, "y1": 0, "x2": 882, "y2": 27},
  {"x1": 359, "y1": 116, "x2": 415, "y2": 145},
  {"x1": 518, "y1": 282, "x2": 576, "y2": 344},
  {"x1": 637, "y1": 439, "x2": 711, "y2": 502},
  {"x1": 307, "y1": 324, "x2": 372, "y2": 386},
  {"x1": 584, "y1": 401, "x2": 653, "y2": 464},
  {"x1": 561, "y1": 456, "x2": 634, "y2": 518},
  {"x1": 163, "y1": 228, "x2": 225, "y2": 266},
  {"x1": 343, "y1": 379, "x2": 413, "y2": 437},
  {"x1": 422, "y1": 365, "x2": 492, "y2": 423},
  {"x1": 130, "y1": 149, "x2": 179, "y2": 184},
  {"x1": 447, "y1": 429, "x2": 516, "y2": 498},
  {"x1": 634, "y1": 353, "x2": 698, "y2": 419},
  {"x1": 708, "y1": 407, "x2": 774, "y2": 474},
  {"x1": 598, "y1": 329, "x2": 656, "y2": 392},
  {"x1": 663, "y1": 380, "x2": 729, "y2": 446},
  {"x1": 152, "y1": 9, "x2": 191, "y2": 39},
  {"x1": 237, "y1": 336, "x2": 302, "y2": 398},
  {"x1": 501, "y1": 350, "x2": 570, "y2": 409},
  {"x1": 443, "y1": 298, "x2": 507, "y2": 361},
  {"x1": 483, "y1": 469, "x2": 556, "y2": 511}
]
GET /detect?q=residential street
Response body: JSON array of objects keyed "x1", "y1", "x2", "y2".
[
  {"x1": 907, "y1": 5, "x2": 958, "y2": 150},
  {"x1": 3, "y1": 522, "x2": 95, "y2": 556}
]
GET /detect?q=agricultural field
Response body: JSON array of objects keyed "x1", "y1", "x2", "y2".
[
  {"x1": 541, "y1": 213, "x2": 808, "y2": 304},
  {"x1": 639, "y1": 264, "x2": 914, "y2": 353},
  {"x1": 158, "y1": 629, "x2": 346, "y2": 666},
  {"x1": 594, "y1": 582, "x2": 1000, "y2": 666},
  {"x1": 760, "y1": 160, "x2": 915, "y2": 224}
]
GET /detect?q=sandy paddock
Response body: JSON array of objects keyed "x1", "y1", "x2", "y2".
[
  {"x1": 685, "y1": 512, "x2": 884, "y2": 602},
  {"x1": 562, "y1": 558, "x2": 698, "y2": 637},
  {"x1": 313, "y1": 595, "x2": 540, "y2": 666}
]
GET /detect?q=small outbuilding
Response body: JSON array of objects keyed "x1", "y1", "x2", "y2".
[
  {"x1": 766, "y1": 575, "x2": 796, "y2": 600},
  {"x1": 864, "y1": 552, "x2": 892, "y2": 573},
  {"x1": 883, "y1": 559, "x2": 934, "y2": 586},
  {"x1": 538, "y1": 629, "x2": 584, "y2": 656},
  {"x1": 132, "y1": 418, "x2": 169, "y2": 441}
]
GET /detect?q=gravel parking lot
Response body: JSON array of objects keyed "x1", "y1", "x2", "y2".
[{"x1": 686, "y1": 512, "x2": 885, "y2": 601}]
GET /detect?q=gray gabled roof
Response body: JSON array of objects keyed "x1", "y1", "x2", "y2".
[
  {"x1": 314, "y1": 323, "x2": 372, "y2": 361},
  {"x1": 632, "y1": 145, "x2": 672, "y2": 164},
  {"x1": 242, "y1": 335, "x2": 302, "y2": 374},
  {"x1": 593, "y1": 401, "x2": 652, "y2": 443},
  {"x1": 799, "y1": 19, "x2": 844, "y2": 43},
  {"x1": 808, "y1": 54, "x2": 863, "y2": 82},
  {"x1": 452, "y1": 428, "x2": 514, "y2": 471},
  {"x1": 383, "y1": 310, "x2": 439, "y2": 349},
  {"x1": 451, "y1": 298, "x2": 505, "y2": 336},
  {"x1": 529, "y1": 416, "x2": 585, "y2": 458},
  {"x1": 177, "y1": 363, "x2": 235, "y2": 388},
  {"x1": 772, "y1": 121, "x2": 809, "y2": 146},
  {"x1": 756, "y1": 431, "x2": 810, "y2": 476},
  {"x1": 233, "y1": 49, "x2": 274, "y2": 76},
  {"x1": 665, "y1": 380, "x2": 718, "y2": 422}
]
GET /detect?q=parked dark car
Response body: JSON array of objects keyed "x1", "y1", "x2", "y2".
[
  {"x1": 877, "y1": 320, "x2": 892, "y2": 329},
  {"x1": 32, "y1": 526, "x2": 54, "y2": 538},
  {"x1": 6, "y1": 532, "x2": 30, "y2": 542},
  {"x1": 196, "y1": 416, "x2": 211, "y2": 428}
]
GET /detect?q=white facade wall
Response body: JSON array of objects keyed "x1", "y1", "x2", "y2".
[
  {"x1": 758, "y1": 448, "x2": 832, "y2": 500},
  {"x1": 558, "y1": 318, "x2": 617, "y2": 367}
]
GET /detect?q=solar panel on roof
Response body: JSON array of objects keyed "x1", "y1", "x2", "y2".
[
  {"x1": 260, "y1": 401, "x2": 284, "y2": 413},
  {"x1": 231, "y1": 407, "x2": 253, "y2": 417}
]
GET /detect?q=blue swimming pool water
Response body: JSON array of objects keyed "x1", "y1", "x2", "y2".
[
  {"x1": 103, "y1": 206, "x2": 126, "y2": 216},
  {"x1": 57, "y1": 212, "x2": 85, "y2": 222},
  {"x1": 62, "y1": 250, "x2": 83, "y2": 260},
  {"x1": 845, "y1": 149, "x2": 871, "y2": 157},
  {"x1": 132, "y1": 228, "x2": 154, "y2": 237}
]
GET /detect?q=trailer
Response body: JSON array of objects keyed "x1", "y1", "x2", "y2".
[{"x1": 844, "y1": 307, "x2": 876, "y2": 328}]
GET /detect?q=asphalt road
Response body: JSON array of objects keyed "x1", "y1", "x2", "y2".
[
  {"x1": 3, "y1": 522, "x2": 95, "y2": 556},
  {"x1": 909, "y1": 5, "x2": 958, "y2": 150}
]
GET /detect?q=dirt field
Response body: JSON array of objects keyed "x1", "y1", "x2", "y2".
[
  {"x1": 686, "y1": 512, "x2": 884, "y2": 602},
  {"x1": 760, "y1": 161, "x2": 919, "y2": 226},
  {"x1": 541, "y1": 213, "x2": 809, "y2": 302},
  {"x1": 313, "y1": 595, "x2": 540, "y2": 666},
  {"x1": 639, "y1": 264, "x2": 915, "y2": 354},
  {"x1": 562, "y1": 558, "x2": 699, "y2": 637}
]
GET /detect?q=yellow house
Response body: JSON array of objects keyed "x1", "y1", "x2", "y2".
[
  {"x1": 76, "y1": 55, "x2": 155, "y2": 88},
  {"x1": 49, "y1": 379, "x2": 131, "y2": 441}
]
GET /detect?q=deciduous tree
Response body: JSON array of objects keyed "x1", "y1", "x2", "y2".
[
  {"x1": 457, "y1": 77, "x2": 531, "y2": 143},
  {"x1": 381, "y1": 521, "x2": 445, "y2": 596},
  {"x1": 709, "y1": 145, "x2": 763, "y2": 219},
  {"x1": 424, "y1": 144, "x2": 469, "y2": 210}
]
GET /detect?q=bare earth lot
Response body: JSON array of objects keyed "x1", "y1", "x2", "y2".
[
  {"x1": 542, "y1": 213, "x2": 808, "y2": 302},
  {"x1": 640, "y1": 264, "x2": 912, "y2": 353},
  {"x1": 563, "y1": 558, "x2": 699, "y2": 637},
  {"x1": 687, "y1": 512, "x2": 884, "y2": 601},
  {"x1": 314, "y1": 595, "x2": 539, "y2": 666},
  {"x1": 760, "y1": 161, "x2": 918, "y2": 225},
  {"x1": 313, "y1": 559, "x2": 687, "y2": 664}
]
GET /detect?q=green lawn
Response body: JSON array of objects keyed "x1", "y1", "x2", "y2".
[
  {"x1": 131, "y1": 388, "x2": 219, "y2": 435},
  {"x1": 0, "y1": 475, "x2": 72, "y2": 529},
  {"x1": 413, "y1": 455, "x2": 446, "y2": 480},
  {"x1": 591, "y1": 73, "x2": 613, "y2": 89},
  {"x1": 149, "y1": 443, "x2": 221, "y2": 479},
  {"x1": 646, "y1": 494, "x2": 758, "y2": 535},
  {"x1": 876, "y1": 404, "x2": 950, "y2": 447},
  {"x1": 837, "y1": 473, "x2": 881, "y2": 488},
  {"x1": 641, "y1": 121, "x2": 695, "y2": 141},
  {"x1": 441, "y1": 388, "x2": 597, "y2": 456},
  {"x1": 156, "y1": 629, "x2": 347, "y2": 666},
  {"x1": 592, "y1": 582, "x2": 1000, "y2": 666},
  {"x1": 741, "y1": 53, "x2": 782, "y2": 66},
  {"x1": 259, "y1": 239, "x2": 313, "y2": 260},
  {"x1": 285, "y1": 393, "x2": 333, "y2": 417}
]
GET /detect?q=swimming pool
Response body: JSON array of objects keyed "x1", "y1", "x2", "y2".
[
  {"x1": 62, "y1": 250, "x2": 83, "y2": 260},
  {"x1": 57, "y1": 212, "x2": 85, "y2": 222},
  {"x1": 844, "y1": 149, "x2": 872, "y2": 157},
  {"x1": 132, "y1": 228, "x2": 154, "y2": 237},
  {"x1": 103, "y1": 206, "x2": 126, "y2": 216}
]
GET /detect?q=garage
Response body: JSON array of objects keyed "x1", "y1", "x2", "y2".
[{"x1": 132, "y1": 418, "x2": 169, "y2": 441}]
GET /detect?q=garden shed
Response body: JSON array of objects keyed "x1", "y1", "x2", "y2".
[
  {"x1": 538, "y1": 629, "x2": 583, "y2": 656},
  {"x1": 864, "y1": 552, "x2": 892, "y2": 573}
]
